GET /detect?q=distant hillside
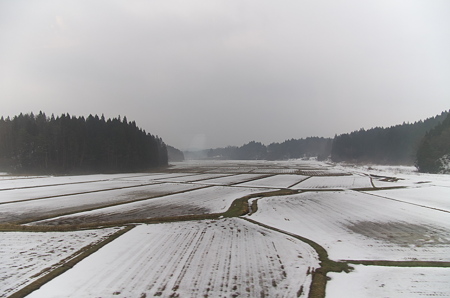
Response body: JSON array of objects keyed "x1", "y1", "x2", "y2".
[
  {"x1": 416, "y1": 113, "x2": 450, "y2": 173},
  {"x1": 331, "y1": 111, "x2": 449, "y2": 165},
  {"x1": 188, "y1": 137, "x2": 332, "y2": 160},
  {"x1": 167, "y1": 145, "x2": 185, "y2": 162},
  {"x1": 0, "y1": 112, "x2": 168, "y2": 174},
  {"x1": 267, "y1": 138, "x2": 332, "y2": 161}
]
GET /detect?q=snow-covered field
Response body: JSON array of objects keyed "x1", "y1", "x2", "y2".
[
  {"x1": 0, "y1": 173, "x2": 148, "y2": 190},
  {"x1": 364, "y1": 185, "x2": 450, "y2": 212},
  {"x1": 249, "y1": 191, "x2": 450, "y2": 261},
  {"x1": 0, "y1": 227, "x2": 121, "y2": 297},
  {"x1": 32, "y1": 186, "x2": 273, "y2": 225},
  {"x1": 190, "y1": 173, "x2": 265, "y2": 185},
  {"x1": 152, "y1": 173, "x2": 231, "y2": 183},
  {"x1": 236, "y1": 174, "x2": 309, "y2": 188},
  {"x1": 291, "y1": 175, "x2": 373, "y2": 189},
  {"x1": 26, "y1": 219, "x2": 319, "y2": 298},
  {"x1": 327, "y1": 265, "x2": 450, "y2": 297},
  {"x1": 0, "y1": 179, "x2": 158, "y2": 204},
  {"x1": 0, "y1": 159, "x2": 449, "y2": 297},
  {"x1": 0, "y1": 183, "x2": 202, "y2": 223}
]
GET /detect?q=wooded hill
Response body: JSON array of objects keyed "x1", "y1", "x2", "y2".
[
  {"x1": 0, "y1": 112, "x2": 168, "y2": 174},
  {"x1": 184, "y1": 111, "x2": 449, "y2": 173},
  {"x1": 331, "y1": 111, "x2": 449, "y2": 165},
  {"x1": 416, "y1": 112, "x2": 450, "y2": 173},
  {"x1": 167, "y1": 145, "x2": 185, "y2": 162},
  {"x1": 198, "y1": 137, "x2": 332, "y2": 161}
]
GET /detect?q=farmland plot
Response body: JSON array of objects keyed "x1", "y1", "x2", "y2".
[
  {"x1": 152, "y1": 173, "x2": 231, "y2": 183},
  {"x1": 327, "y1": 265, "x2": 450, "y2": 297},
  {"x1": 206, "y1": 167, "x2": 256, "y2": 173},
  {"x1": 365, "y1": 185, "x2": 450, "y2": 212},
  {"x1": 27, "y1": 219, "x2": 319, "y2": 298},
  {"x1": 298, "y1": 170, "x2": 349, "y2": 176},
  {"x1": 237, "y1": 174, "x2": 309, "y2": 189},
  {"x1": 116, "y1": 172, "x2": 198, "y2": 182},
  {"x1": 249, "y1": 191, "x2": 450, "y2": 261},
  {"x1": 0, "y1": 179, "x2": 159, "y2": 204},
  {"x1": 190, "y1": 173, "x2": 266, "y2": 185},
  {"x1": 0, "y1": 183, "x2": 202, "y2": 224},
  {"x1": 0, "y1": 173, "x2": 147, "y2": 191},
  {"x1": 0, "y1": 227, "x2": 121, "y2": 297},
  {"x1": 337, "y1": 164, "x2": 450, "y2": 188},
  {"x1": 32, "y1": 186, "x2": 273, "y2": 226},
  {"x1": 291, "y1": 175, "x2": 373, "y2": 189},
  {"x1": 250, "y1": 168, "x2": 300, "y2": 174}
]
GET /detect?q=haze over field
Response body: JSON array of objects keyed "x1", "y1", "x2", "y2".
[{"x1": 1, "y1": 1, "x2": 450, "y2": 149}]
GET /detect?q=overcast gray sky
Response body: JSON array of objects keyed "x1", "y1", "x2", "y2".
[{"x1": 1, "y1": 1, "x2": 449, "y2": 150}]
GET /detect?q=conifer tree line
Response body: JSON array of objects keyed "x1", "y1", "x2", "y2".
[
  {"x1": 330, "y1": 111, "x2": 449, "y2": 166},
  {"x1": 0, "y1": 112, "x2": 168, "y2": 174},
  {"x1": 189, "y1": 138, "x2": 332, "y2": 160},
  {"x1": 416, "y1": 112, "x2": 450, "y2": 173}
]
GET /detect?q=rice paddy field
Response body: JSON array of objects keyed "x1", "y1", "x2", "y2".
[{"x1": 1, "y1": 159, "x2": 449, "y2": 297}]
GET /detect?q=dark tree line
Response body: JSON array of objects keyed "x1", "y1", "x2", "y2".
[
  {"x1": 416, "y1": 112, "x2": 450, "y2": 173},
  {"x1": 202, "y1": 138, "x2": 332, "y2": 160},
  {"x1": 0, "y1": 112, "x2": 168, "y2": 174},
  {"x1": 267, "y1": 138, "x2": 332, "y2": 160},
  {"x1": 331, "y1": 111, "x2": 449, "y2": 165},
  {"x1": 167, "y1": 145, "x2": 185, "y2": 162}
]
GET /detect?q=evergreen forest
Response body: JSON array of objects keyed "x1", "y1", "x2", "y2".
[
  {"x1": 331, "y1": 111, "x2": 449, "y2": 165},
  {"x1": 0, "y1": 112, "x2": 168, "y2": 174},
  {"x1": 416, "y1": 113, "x2": 450, "y2": 173},
  {"x1": 201, "y1": 138, "x2": 332, "y2": 160}
]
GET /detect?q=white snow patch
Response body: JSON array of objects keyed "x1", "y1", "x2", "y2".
[
  {"x1": 327, "y1": 265, "x2": 450, "y2": 297},
  {"x1": 0, "y1": 227, "x2": 120, "y2": 297},
  {"x1": 27, "y1": 219, "x2": 319, "y2": 298},
  {"x1": 365, "y1": 185, "x2": 450, "y2": 212},
  {"x1": 0, "y1": 183, "x2": 201, "y2": 223},
  {"x1": 236, "y1": 174, "x2": 309, "y2": 189},
  {"x1": 250, "y1": 191, "x2": 450, "y2": 261},
  {"x1": 291, "y1": 175, "x2": 373, "y2": 189},
  {"x1": 32, "y1": 186, "x2": 274, "y2": 225}
]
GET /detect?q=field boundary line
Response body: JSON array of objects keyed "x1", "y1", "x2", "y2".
[
  {"x1": 18, "y1": 185, "x2": 213, "y2": 225},
  {"x1": 0, "y1": 173, "x2": 164, "y2": 192},
  {"x1": 360, "y1": 190, "x2": 450, "y2": 214},
  {"x1": 241, "y1": 217, "x2": 351, "y2": 298},
  {"x1": 287, "y1": 176, "x2": 311, "y2": 189},
  {"x1": 0, "y1": 182, "x2": 168, "y2": 206},
  {"x1": 228, "y1": 174, "x2": 276, "y2": 186},
  {"x1": 8, "y1": 225, "x2": 135, "y2": 298},
  {"x1": 345, "y1": 260, "x2": 450, "y2": 267},
  {"x1": 228, "y1": 174, "x2": 274, "y2": 186}
]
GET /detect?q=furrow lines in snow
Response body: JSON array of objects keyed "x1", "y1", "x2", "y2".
[{"x1": 26, "y1": 219, "x2": 319, "y2": 298}]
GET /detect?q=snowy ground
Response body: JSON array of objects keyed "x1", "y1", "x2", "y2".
[
  {"x1": 26, "y1": 219, "x2": 319, "y2": 298},
  {"x1": 364, "y1": 185, "x2": 450, "y2": 212},
  {"x1": 31, "y1": 186, "x2": 274, "y2": 226},
  {"x1": 0, "y1": 159, "x2": 448, "y2": 297},
  {"x1": 249, "y1": 191, "x2": 450, "y2": 261},
  {"x1": 327, "y1": 265, "x2": 450, "y2": 297},
  {"x1": 236, "y1": 174, "x2": 309, "y2": 189},
  {"x1": 190, "y1": 173, "x2": 266, "y2": 185},
  {"x1": 152, "y1": 173, "x2": 232, "y2": 183},
  {"x1": 0, "y1": 183, "x2": 202, "y2": 223},
  {"x1": 291, "y1": 175, "x2": 373, "y2": 189},
  {"x1": 0, "y1": 227, "x2": 121, "y2": 297}
]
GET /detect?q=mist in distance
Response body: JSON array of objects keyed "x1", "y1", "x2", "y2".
[{"x1": 1, "y1": 1, "x2": 449, "y2": 150}]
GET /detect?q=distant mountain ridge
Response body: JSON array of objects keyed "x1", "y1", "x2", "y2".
[
  {"x1": 185, "y1": 137, "x2": 332, "y2": 161},
  {"x1": 185, "y1": 111, "x2": 449, "y2": 170}
]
